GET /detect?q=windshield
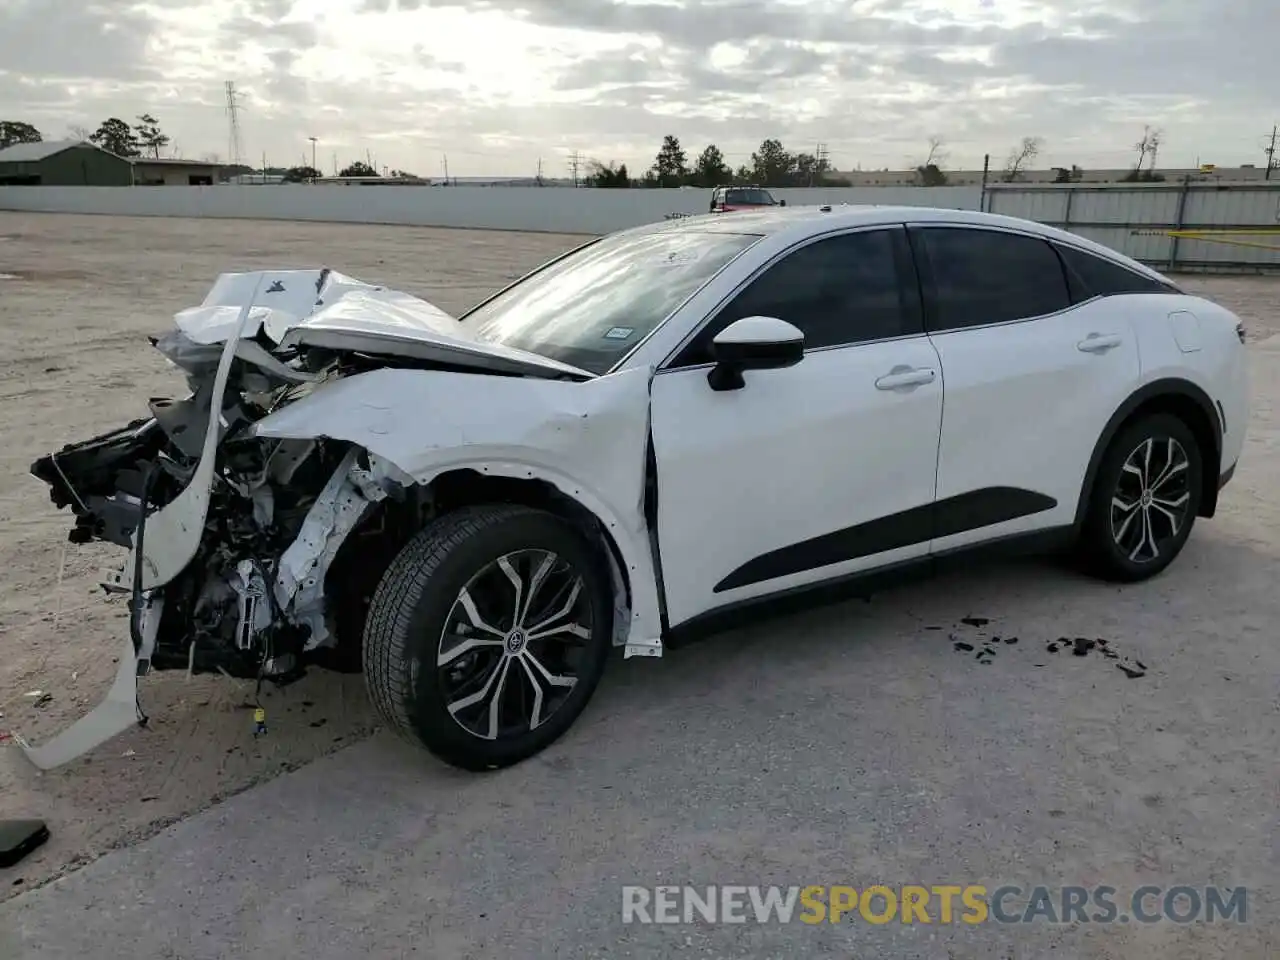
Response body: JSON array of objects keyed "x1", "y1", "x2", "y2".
[
  {"x1": 458, "y1": 229, "x2": 760, "y2": 374},
  {"x1": 726, "y1": 188, "x2": 775, "y2": 205}
]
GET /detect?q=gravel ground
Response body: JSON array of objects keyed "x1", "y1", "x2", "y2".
[
  {"x1": 0, "y1": 213, "x2": 583, "y2": 896},
  {"x1": 0, "y1": 212, "x2": 1277, "y2": 959}
]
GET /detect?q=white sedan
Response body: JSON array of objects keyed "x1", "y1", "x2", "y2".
[{"x1": 24, "y1": 205, "x2": 1249, "y2": 771}]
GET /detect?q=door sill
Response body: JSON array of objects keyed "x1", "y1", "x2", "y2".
[{"x1": 663, "y1": 526, "x2": 1077, "y2": 649}]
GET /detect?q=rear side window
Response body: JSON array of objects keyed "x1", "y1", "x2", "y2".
[
  {"x1": 1055, "y1": 244, "x2": 1173, "y2": 302},
  {"x1": 915, "y1": 227, "x2": 1071, "y2": 331}
]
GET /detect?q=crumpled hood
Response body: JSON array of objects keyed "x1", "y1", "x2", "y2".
[{"x1": 170, "y1": 268, "x2": 593, "y2": 380}]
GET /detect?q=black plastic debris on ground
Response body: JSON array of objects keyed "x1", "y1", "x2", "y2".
[
  {"x1": 946, "y1": 623, "x2": 1148, "y2": 679},
  {"x1": 1072, "y1": 637, "x2": 1096, "y2": 657}
]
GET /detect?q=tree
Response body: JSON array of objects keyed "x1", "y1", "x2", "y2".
[
  {"x1": 692, "y1": 144, "x2": 731, "y2": 188},
  {"x1": 923, "y1": 135, "x2": 947, "y2": 169},
  {"x1": 585, "y1": 160, "x2": 631, "y2": 187},
  {"x1": 133, "y1": 114, "x2": 170, "y2": 159},
  {"x1": 915, "y1": 135, "x2": 948, "y2": 185},
  {"x1": 282, "y1": 165, "x2": 322, "y2": 182},
  {"x1": 1003, "y1": 136, "x2": 1043, "y2": 182},
  {"x1": 0, "y1": 121, "x2": 42, "y2": 150},
  {"x1": 89, "y1": 118, "x2": 139, "y2": 157},
  {"x1": 651, "y1": 135, "x2": 688, "y2": 187},
  {"x1": 916, "y1": 163, "x2": 948, "y2": 186},
  {"x1": 750, "y1": 138, "x2": 794, "y2": 187},
  {"x1": 792, "y1": 151, "x2": 832, "y2": 187},
  {"x1": 338, "y1": 161, "x2": 379, "y2": 177},
  {"x1": 1132, "y1": 125, "x2": 1162, "y2": 174}
]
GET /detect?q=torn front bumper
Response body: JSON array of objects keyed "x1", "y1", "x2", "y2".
[{"x1": 13, "y1": 595, "x2": 163, "y2": 771}]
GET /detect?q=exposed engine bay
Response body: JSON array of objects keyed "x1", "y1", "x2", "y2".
[
  {"x1": 30, "y1": 290, "x2": 429, "y2": 685},
  {"x1": 16, "y1": 266, "x2": 660, "y2": 771}
]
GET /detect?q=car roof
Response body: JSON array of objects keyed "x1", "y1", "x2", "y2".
[{"x1": 627, "y1": 204, "x2": 1166, "y2": 281}]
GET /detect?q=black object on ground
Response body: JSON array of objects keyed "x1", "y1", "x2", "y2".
[
  {"x1": 0, "y1": 819, "x2": 50, "y2": 869},
  {"x1": 961, "y1": 617, "x2": 990, "y2": 627}
]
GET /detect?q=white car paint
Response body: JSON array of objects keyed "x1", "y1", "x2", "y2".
[
  {"x1": 177, "y1": 268, "x2": 594, "y2": 379},
  {"x1": 650, "y1": 336, "x2": 944, "y2": 625},
  {"x1": 250, "y1": 365, "x2": 665, "y2": 657},
  {"x1": 925, "y1": 295, "x2": 1144, "y2": 553},
  {"x1": 20, "y1": 204, "x2": 1251, "y2": 769}
]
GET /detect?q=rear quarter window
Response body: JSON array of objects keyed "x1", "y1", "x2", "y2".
[{"x1": 1055, "y1": 244, "x2": 1176, "y2": 302}]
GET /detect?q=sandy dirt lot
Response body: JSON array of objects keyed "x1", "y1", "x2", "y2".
[
  {"x1": 0, "y1": 213, "x2": 585, "y2": 896},
  {"x1": 0, "y1": 211, "x2": 1277, "y2": 936}
]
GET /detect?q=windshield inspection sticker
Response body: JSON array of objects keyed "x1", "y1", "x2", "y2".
[{"x1": 604, "y1": 326, "x2": 636, "y2": 340}]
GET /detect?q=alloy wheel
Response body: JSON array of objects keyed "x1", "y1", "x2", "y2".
[
  {"x1": 437, "y1": 549, "x2": 592, "y2": 740},
  {"x1": 1109, "y1": 436, "x2": 1192, "y2": 564}
]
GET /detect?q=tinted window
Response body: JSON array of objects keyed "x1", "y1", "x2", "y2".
[
  {"x1": 726, "y1": 188, "x2": 775, "y2": 205},
  {"x1": 459, "y1": 229, "x2": 760, "y2": 374},
  {"x1": 918, "y1": 228, "x2": 1070, "y2": 331},
  {"x1": 678, "y1": 229, "x2": 912, "y2": 363},
  {"x1": 1056, "y1": 244, "x2": 1171, "y2": 301}
]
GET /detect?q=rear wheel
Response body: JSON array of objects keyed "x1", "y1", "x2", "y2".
[
  {"x1": 1079, "y1": 413, "x2": 1203, "y2": 582},
  {"x1": 363, "y1": 504, "x2": 614, "y2": 771}
]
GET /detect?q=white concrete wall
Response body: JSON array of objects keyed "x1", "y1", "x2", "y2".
[{"x1": 0, "y1": 184, "x2": 982, "y2": 235}]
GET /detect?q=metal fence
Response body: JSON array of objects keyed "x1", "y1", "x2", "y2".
[{"x1": 983, "y1": 181, "x2": 1280, "y2": 273}]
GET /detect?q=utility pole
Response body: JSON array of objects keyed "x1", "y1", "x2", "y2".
[
  {"x1": 813, "y1": 143, "x2": 829, "y2": 186},
  {"x1": 1266, "y1": 125, "x2": 1277, "y2": 181},
  {"x1": 568, "y1": 150, "x2": 581, "y2": 187},
  {"x1": 308, "y1": 137, "x2": 317, "y2": 172},
  {"x1": 536, "y1": 156, "x2": 544, "y2": 186},
  {"x1": 442, "y1": 153, "x2": 449, "y2": 184}
]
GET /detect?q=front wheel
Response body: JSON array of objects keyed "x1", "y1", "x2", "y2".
[
  {"x1": 363, "y1": 504, "x2": 614, "y2": 771},
  {"x1": 1078, "y1": 413, "x2": 1203, "y2": 582}
]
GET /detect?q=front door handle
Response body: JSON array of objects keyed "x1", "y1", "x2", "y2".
[
  {"x1": 875, "y1": 367, "x2": 936, "y2": 390},
  {"x1": 1077, "y1": 333, "x2": 1123, "y2": 353}
]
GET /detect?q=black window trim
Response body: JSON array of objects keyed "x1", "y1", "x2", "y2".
[
  {"x1": 658, "y1": 223, "x2": 926, "y2": 373},
  {"x1": 906, "y1": 222, "x2": 1081, "y2": 335}
]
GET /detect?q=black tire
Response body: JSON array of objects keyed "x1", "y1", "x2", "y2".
[
  {"x1": 363, "y1": 504, "x2": 614, "y2": 771},
  {"x1": 1079, "y1": 413, "x2": 1203, "y2": 582}
]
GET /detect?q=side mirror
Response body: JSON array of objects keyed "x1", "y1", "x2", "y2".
[{"x1": 707, "y1": 316, "x2": 804, "y2": 391}]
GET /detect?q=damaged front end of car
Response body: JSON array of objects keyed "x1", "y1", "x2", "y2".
[{"x1": 17, "y1": 268, "x2": 571, "y2": 770}]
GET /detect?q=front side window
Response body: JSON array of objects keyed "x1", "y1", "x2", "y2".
[
  {"x1": 674, "y1": 228, "x2": 914, "y2": 365},
  {"x1": 916, "y1": 227, "x2": 1071, "y2": 331},
  {"x1": 458, "y1": 229, "x2": 760, "y2": 374}
]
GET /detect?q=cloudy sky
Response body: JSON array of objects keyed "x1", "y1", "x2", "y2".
[{"x1": 0, "y1": 0, "x2": 1273, "y2": 176}]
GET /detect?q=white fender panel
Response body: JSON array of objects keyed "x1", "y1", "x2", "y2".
[{"x1": 251, "y1": 365, "x2": 665, "y2": 656}]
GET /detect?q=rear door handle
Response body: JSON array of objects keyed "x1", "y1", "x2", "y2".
[
  {"x1": 875, "y1": 367, "x2": 936, "y2": 390},
  {"x1": 1077, "y1": 333, "x2": 1123, "y2": 353}
]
